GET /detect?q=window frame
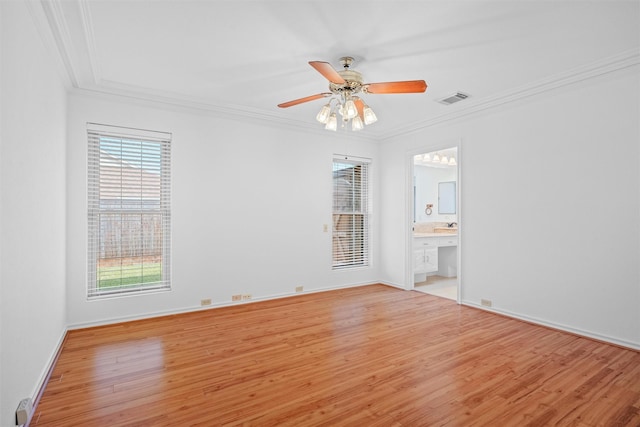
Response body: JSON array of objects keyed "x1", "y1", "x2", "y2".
[
  {"x1": 87, "y1": 123, "x2": 172, "y2": 299},
  {"x1": 332, "y1": 156, "x2": 371, "y2": 270}
]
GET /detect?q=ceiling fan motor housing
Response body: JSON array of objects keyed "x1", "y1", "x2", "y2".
[{"x1": 330, "y1": 69, "x2": 364, "y2": 94}]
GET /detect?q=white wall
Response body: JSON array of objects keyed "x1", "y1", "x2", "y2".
[
  {"x1": 0, "y1": 2, "x2": 68, "y2": 425},
  {"x1": 380, "y1": 65, "x2": 640, "y2": 348},
  {"x1": 414, "y1": 164, "x2": 457, "y2": 223},
  {"x1": 0, "y1": 2, "x2": 4, "y2": 418},
  {"x1": 66, "y1": 93, "x2": 380, "y2": 326}
]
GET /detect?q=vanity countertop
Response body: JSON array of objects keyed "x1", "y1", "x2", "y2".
[{"x1": 414, "y1": 232, "x2": 457, "y2": 238}]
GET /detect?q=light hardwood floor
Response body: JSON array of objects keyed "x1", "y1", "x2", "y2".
[{"x1": 32, "y1": 285, "x2": 639, "y2": 426}]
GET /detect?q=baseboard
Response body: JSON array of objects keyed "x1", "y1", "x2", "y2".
[
  {"x1": 378, "y1": 280, "x2": 408, "y2": 290},
  {"x1": 26, "y1": 328, "x2": 68, "y2": 426},
  {"x1": 67, "y1": 281, "x2": 381, "y2": 330},
  {"x1": 461, "y1": 300, "x2": 640, "y2": 351}
]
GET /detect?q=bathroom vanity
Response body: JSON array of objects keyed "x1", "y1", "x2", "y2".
[{"x1": 413, "y1": 233, "x2": 458, "y2": 278}]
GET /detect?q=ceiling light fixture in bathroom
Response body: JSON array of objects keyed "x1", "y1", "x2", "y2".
[{"x1": 414, "y1": 152, "x2": 457, "y2": 167}]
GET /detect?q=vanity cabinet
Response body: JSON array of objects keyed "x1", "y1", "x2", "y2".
[
  {"x1": 438, "y1": 236, "x2": 457, "y2": 247},
  {"x1": 413, "y1": 238, "x2": 438, "y2": 273},
  {"x1": 413, "y1": 235, "x2": 458, "y2": 275}
]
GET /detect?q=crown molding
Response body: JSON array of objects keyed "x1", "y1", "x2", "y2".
[
  {"x1": 69, "y1": 84, "x2": 375, "y2": 142},
  {"x1": 34, "y1": 0, "x2": 376, "y2": 142},
  {"x1": 35, "y1": 0, "x2": 80, "y2": 87},
  {"x1": 33, "y1": 0, "x2": 639, "y2": 143},
  {"x1": 78, "y1": 0, "x2": 100, "y2": 85},
  {"x1": 23, "y1": 0, "x2": 72, "y2": 88},
  {"x1": 66, "y1": 48, "x2": 640, "y2": 144},
  {"x1": 26, "y1": 0, "x2": 388, "y2": 141},
  {"x1": 378, "y1": 48, "x2": 640, "y2": 142}
]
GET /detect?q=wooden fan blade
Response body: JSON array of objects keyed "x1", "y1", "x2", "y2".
[
  {"x1": 355, "y1": 98, "x2": 365, "y2": 119},
  {"x1": 309, "y1": 61, "x2": 346, "y2": 84},
  {"x1": 365, "y1": 80, "x2": 427, "y2": 94},
  {"x1": 277, "y1": 93, "x2": 331, "y2": 108}
]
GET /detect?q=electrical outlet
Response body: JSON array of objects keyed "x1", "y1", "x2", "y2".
[
  {"x1": 232, "y1": 295, "x2": 242, "y2": 301},
  {"x1": 295, "y1": 286, "x2": 304, "y2": 292},
  {"x1": 242, "y1": 294, "x2": 252, "y2": 300},
  {"x1": 481, "y1": 299, "x2": 492, "y2": 307},
  {"x1": 200, "y1": 298, "x2": 211, "y2": 306},
  {"x1": 15, "y1": 397, "x2": 32, "y2": 425},
  {"x1": 323, "y1": 224, "x2": 328, "y2": 232}
]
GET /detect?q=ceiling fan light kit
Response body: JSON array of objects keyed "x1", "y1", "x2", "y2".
[
  {"x1": 363, "y1": 103, "x2": 378, "y2": 125},
  {"x1": 351, "y1": 115, "x2": 364, "y2": 131},
  {"x1": 278, "y1": 56, "x2": 427, "y2": 132},
  {"x1": 325, "y1": 113, "x2": 338, "y2": 131}
]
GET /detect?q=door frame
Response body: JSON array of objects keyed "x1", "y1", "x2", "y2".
[{"x1": 405, "y1": 139, "x2": 462, "y2": 303}]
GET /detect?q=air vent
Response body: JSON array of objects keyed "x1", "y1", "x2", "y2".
[{"x1": 437, "y1": 92, "x2": 470, "y2": 105}]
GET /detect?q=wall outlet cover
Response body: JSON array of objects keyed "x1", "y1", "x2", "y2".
[{"x1": 16, "y1": 398, "x2": 32, "y2": 425}]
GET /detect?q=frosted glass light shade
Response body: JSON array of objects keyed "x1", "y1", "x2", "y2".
[
  {"x1": 432, "y1": 153, "x2": 440, "y2": 163},
  {"x1": 344, "y1": 100, "x2": 358, "y2": 119},
  {"x1": 351, "y1": 116, "x2": 364, "y2": 131},
  {"x1": 316, "y1": 104, "x2": 331, "y2": 123},
  {"x1": 363, "y1": 105, "x2": 377, "y2": 125},
  {"x1": 325, "y1": 113, "x2": 337, "y2": 131}
]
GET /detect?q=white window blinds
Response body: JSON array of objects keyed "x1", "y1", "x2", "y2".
[
  {"x1": 332, "y1": 157, "x2": 371, "y2": 269},
  {"x1": 87, "y1": 124, "x2": 171, "y2": 298}
]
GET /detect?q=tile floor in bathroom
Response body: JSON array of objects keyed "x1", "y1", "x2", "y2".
[{"x1": 414, "y1": 275, "x2": 457, "y2": 301}]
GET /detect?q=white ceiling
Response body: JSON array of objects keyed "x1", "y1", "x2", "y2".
[{"x1": 41, "y1": 0, "x2": 639, "y2": 140}]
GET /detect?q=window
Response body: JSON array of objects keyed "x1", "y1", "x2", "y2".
[
  {"x1": 87, "y1": 124, "x2": 171, "y2": 298},
  {"x1": 332, "y1": 157, "x2": 370, "y2": 269}
]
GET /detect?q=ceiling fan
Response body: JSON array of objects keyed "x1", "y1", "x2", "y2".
[{"x1": 278, "y1": 57, "x2": 427, "y2": 131}]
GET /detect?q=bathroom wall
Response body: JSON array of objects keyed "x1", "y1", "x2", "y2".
[{"x1": 414, "y1": 163, "x2": 457, "y2": 223}]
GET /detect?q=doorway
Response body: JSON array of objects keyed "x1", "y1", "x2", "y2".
[{"x1": 410, "y1": 146, "x2": 460, "y2": 301}]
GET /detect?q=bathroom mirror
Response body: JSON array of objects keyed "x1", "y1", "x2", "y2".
[{"x1": 438, "y1": 181, "x2": 456, "y2": 214}]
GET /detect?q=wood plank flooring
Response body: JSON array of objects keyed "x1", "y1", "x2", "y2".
[{"x1": 32, "y1": 285, "x2": 640, "y2": 426}]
